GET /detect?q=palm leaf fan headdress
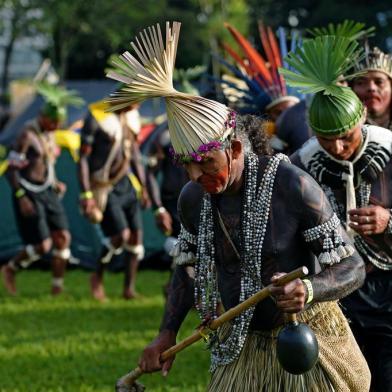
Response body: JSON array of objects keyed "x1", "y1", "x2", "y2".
[
  {"x1": 36, "y1": 81, "x2": 84, "y2": 122},
  {"x1": 279, "y1": 35, "x2": 365, "y2": 135},
  {"x1": 307, "y1": 20, "x2": 390, "y2": 82},
  {"x1": 221, "y1": 22, "x2": 302, "y2": 114},
  {"x1": 106, "y1": 21, "x2": 233, "y2": 156},
  {"x1": 308, "y1": 20, "x2": 375, "y2": 42}
]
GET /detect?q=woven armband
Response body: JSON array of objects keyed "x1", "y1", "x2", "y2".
[{"x1": 302, "y1": 279, "x2": 314, "y2": 304}]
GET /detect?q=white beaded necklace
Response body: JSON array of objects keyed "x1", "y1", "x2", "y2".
[{"x1": 195, "y1": 152, "x2": 289, "y2": 370}]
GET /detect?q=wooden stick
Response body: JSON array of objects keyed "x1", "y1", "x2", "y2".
[{"x1": 116, "y1": 266, "x2": 308, "y2": 391}]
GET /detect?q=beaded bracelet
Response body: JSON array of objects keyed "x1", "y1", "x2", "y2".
[
  {"x1": 15, "y1": 188, "x2": 26, "y2": 199},
  {"x1": 302, "y1": 279, "x2": 314, "y2": 304},
  {"x1": 80, "y1": 190, "x2": 93, "y2": 200},
  {"x1": 154, "y1": 206, "x2": 167, "y2": 216}
]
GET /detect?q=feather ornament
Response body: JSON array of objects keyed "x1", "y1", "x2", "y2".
[{"x1": 221, "y1": 22, "x2": 303, "y2": 113}]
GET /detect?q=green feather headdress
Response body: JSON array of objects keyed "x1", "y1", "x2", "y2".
[
  {"x1": 36, "y1": 82, "x2": 84, "y2": 122},
  {"x1": 279, "y1": 35, "x2": 365, "y2": 135}
]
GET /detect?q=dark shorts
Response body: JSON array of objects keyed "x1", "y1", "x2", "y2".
[
  {"x1": 13, "y1": 186, "x2": 69, "y2": 245},
  {"x1": 101, "y1": 175, "x2": 142, "y2": 238}
]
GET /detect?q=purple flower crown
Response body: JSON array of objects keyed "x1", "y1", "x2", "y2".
[
  {"x1": 169, "y1": 141, "x2": 225, "y2": 164},
  {"x1": 224, "y1": 110, "x2": 237, "y2": 129},
  {"x1": 170, "y1": 111, "x2": 237, "y2": 165}
]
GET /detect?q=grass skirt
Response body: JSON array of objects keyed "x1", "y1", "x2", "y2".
[{"x1": 208, "y1": 302, "x2": 370, "y2": 392}]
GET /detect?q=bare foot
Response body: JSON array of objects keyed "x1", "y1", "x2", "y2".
[
  {"x1": 122, "y1": 288, "x2": 142, "y2": 300},
  {"x1": 90, "y1": 272, "x2": 107, "y2": 302},
  {"x1": 51, "y1": 285, "x2": 63, "y2": 296},
  {"x1": 1, "y1": 264, "x2": 17, "y2": 295}
]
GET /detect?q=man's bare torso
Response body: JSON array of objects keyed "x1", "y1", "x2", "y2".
[{"x1": 19, "y1": 129, "x2": 53, "y2": 184}]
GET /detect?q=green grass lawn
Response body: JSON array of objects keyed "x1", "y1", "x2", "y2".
[{"x1": 0, "y1": 269, "x2": 210, "y2": 392}]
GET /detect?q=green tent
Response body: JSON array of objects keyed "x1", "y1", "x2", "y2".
[{"x1": 0, "y1": 148, "x2": 166, "y2": 269}]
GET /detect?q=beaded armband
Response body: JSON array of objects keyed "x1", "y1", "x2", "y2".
[
  {"x1": 303, "y1": 213, "x2": 355, "y2": 265},
  {"x1": 170, "y1": 224, "x2": 197, "y2": 265}
]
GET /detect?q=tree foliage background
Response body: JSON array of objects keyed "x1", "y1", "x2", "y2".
[
  {"x1": 247, "y1": 0, "x2": 392, "y2": 51},
  {"x1": 0, "y1": 0, "x2": 391, "y2": 94}
]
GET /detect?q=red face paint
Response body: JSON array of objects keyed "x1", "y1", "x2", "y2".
[
  {"x1": 352, "y1": 71, "x2": 392, "y2": 118},
  {"x1": 199, "y1": 168, "x2": 229, "y2": 194},
  {"x1": 183, "y1": 149, "x2": 232, "y2": 194}
]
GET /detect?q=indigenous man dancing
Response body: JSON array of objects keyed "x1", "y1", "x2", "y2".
[
  {"x1": 107, "y1": 22, "x2": 370, "y2": 391},
  {"x1": 2, "y1": 82, "x2": 83, "y2": 295},
  {"x1": 78, "y1": 101, "x2": 149, "y2": 301}
]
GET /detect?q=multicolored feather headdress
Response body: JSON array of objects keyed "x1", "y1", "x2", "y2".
[
  {"x1": 279, "y1": 35, "x2": 365, "y2": 135},
  {"x1": 106, "y1": 21, "x2": 234, "y2": 159},
  {"x1": 220, "y1": 22, "x2": 302, "y2": 114}
]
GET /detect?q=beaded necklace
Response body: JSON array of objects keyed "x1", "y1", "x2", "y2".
[
  {"x1": 195, "y1": 152, "x2": 289, "y2": 370},
  {"x1": 302, "y1": 125, "x2": 392, "y2": 270}
]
